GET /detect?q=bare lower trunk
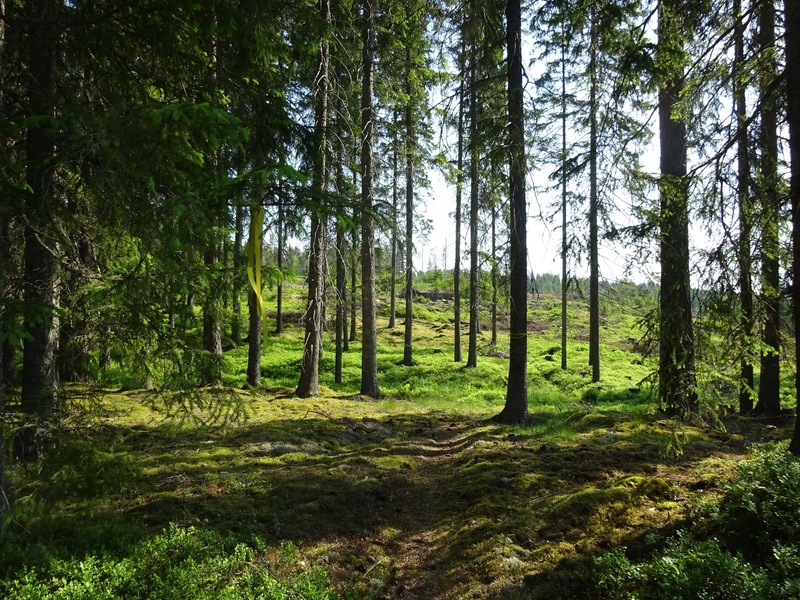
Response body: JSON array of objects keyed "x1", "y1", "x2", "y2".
[
  {"x1": 247, "y1": 289, "x2": 261, "y2": 387},
  {"x1": 588, "y1": 13, "x2": 600, "y2": 384},
  {"x1": 466, "y1": 46, "x2": 479, "y2": 369},
  {"x1": 360, "y1": 0, "x2": 379, "y2": 398},
  {"x1": 276, "y1": 203, "x2": 284, "y2": 334},
  {"x1": 389, "y1": 130, "x2": 399, "y2": 330},
  {"x1": 403, "y1": 94, "x2": 414, "y2": 367},
  {"x1": 454, "y1": 50, "x2": 464, "y2": 363},
  {"x1": 335, "y1": 212, "x2": 346, "y2": 384},
  {"x1": 232, "y1": 205, "x2": 244, "y2": 346},
  {"x1": 202, "y1": 245, "x2": 223, "y2": 387},
  {"x1": 490, "y1": 202, "x2": 497, "y2": 347}
]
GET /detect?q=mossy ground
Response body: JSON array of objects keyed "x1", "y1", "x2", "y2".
[{"x1": 2, "y1": 288, "x2": 795, "y2": 599}]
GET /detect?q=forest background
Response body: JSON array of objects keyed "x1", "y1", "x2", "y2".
[{"x1": 2, "y1": 0, "x2": 800, "y2": 597}]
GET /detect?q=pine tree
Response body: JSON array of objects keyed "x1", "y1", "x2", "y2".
[
  {"x1": 360, "y1": 0, "x2": 380, "y2": 398},
  {"x1": 297, "y1": 0, "x2": 332, "y2": 398},
  {"x1": 495, "y1": 0, "x2": 528, "y2": 424}
]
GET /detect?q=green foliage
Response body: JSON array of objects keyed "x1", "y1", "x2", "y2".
[
  {"x1": 645, "y1": 534, "x2": 766, "y2": 600},
  {"x1": 593, "y1": 533, "x2": 766, "y2": 600},
  {"x1": 587, "y1": 443, "x2": 800, "y2": 599},
  {"x1": 710, "y1": 443, "x2": 800, "y2": 559},
  {"x1": 1, "y1": 525, "x2": 356, "y2": 600}
]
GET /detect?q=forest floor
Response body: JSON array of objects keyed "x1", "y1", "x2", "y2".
[
  {"x1": 3, "y1": 289, "x2": 797, "y2": 597},
  {"x1": 5, "y1": 386, "x2": 792, "y2": 599}
]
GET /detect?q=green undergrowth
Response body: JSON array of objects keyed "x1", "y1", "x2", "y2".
[
  {"x1": 584, "y1": 443, "x2": 800, "y2": 600},
  {"x1": 2, "y1": 386, "x2": 793, "y2": 598},
  {"x1": 2, "y1": 524, "x2": 366, "y2": 600},
  {"x1": 2, "y1": 289, "x2": 798, "y2": 598}
]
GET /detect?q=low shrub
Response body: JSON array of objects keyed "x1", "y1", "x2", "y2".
[
  {"x1": 587, "y1": 442, "x2": 800, "y2": 599},
  {"x1": 1, "y1": 524, "x2": 364, "y2": 600}
]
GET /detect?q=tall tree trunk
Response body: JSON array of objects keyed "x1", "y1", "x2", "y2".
[
  {"x1": 360, "y1": 0, "x2": 379, "y2": 398},
  {"x1": 201, "y1": 19, "x2": 222, "y2": 387},
  {"x1": 389, "y1": 122, "x2": 399, "y2": 330},
  {"x1": 756, "y1": 0, "x2": 781, "y2": 417},
  {"x1": 454, "y1": 45, "x2": 465, "y2": 363},
  {"x1": 21, "y1": 0, "x2": 61, "y2": 418},
  {"x1": 490, "y1": 201, "x2": 498, "y2": 347},
  {"x1": 560, "y1": 30, "x2": 568, "y2": 371},
  {"x1": 785, "y1": 0, "x2": 800, "y2": 454},
  {"x1": 588, "y1": 12, "x2": 600, "y2": 383},
  {"x1": 275, "y1": 203, "x2": 284, "y2": 334},
  {"x1": 232, "y1": 205, "x2": 244, "y2": 346},
  {"x1": 0, "y1": 219, "x2": 10, "y2": 408},
  {"x1": 403, "y1": 71, "x2": 415, "y2": 367},
  {"x1": 466, "y1": 45, "x2": 479, "y2": 369},
  {"x1": 297, "y1": 0, "x2": 331, "y2": 398},
  {"x1": 734, "y1": 0, "x2": 754, "y2": 413},
  {"x1": 658, "y1": 0, "x2": 697, "y2": 416},
  {"x1": 349, "y1": 207, "x2": 358, "y2": 344},
  {"x1": 202, "y1": 245, "x2": 223, "y2": 386},
  {"x1": 495, "y1": 0, "x2": 528, "y2": 423},
  {"x1": 335, "y1": 164, "x2": 347, "y2": 384},
  {"x1": 0, "y1": 0, "x2": 9, "y2": 407},
  {"x1": 246, "y1": 205, "x2": 264, "y2": 387}
]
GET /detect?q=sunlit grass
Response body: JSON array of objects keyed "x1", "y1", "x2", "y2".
[{"x1": 7, "y1": 286, "x2": 795, "y2": 599}]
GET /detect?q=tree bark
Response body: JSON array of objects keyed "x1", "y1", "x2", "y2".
[
  {"x1": 0, "y1": 0, "x2": 9, "y2": 407},
  {"x1": 202, "y1": 244, "x2": 223, "y2": 386},
  {"x1": 454, "y1": 41, "x2": 465, "y2": 363},
  {"x1": 389, "y1": 123, "x2": 399, "y2": 330},
  {"x1": 657, "y1": 0, "x2": 697, "y2": 416},
  {"x1": 349, "y1": 206, "x2": 358, "y2": 344},
  {"x1": 297, "y1": 0, "x2": 331, "y2": 398},
  {"x1": 359, "y1": 0, "x2": 379, "y2": 398},
  {"x1": 466, "y1": 42, "x2": 479, "y2": 369},
  {"x1": 247, "y1": 288, "x2": 261, "y2": 387},
  {"x1": 246, "y1": 205, "x2": 264, "y2": 387},
  {"x1": 588, "y1": 12, "x2": 600, "y2": 383},
  {"x1": 232, "y1": 205, "x2": 244, "y2": 346},
  {"x1": 335, "y1": 164, "x2": 347, "y2": 384},
  {"x1": 495, "y1": 0, "x2": 528, "y2": 424},
  {"x1": 403, "y1": 79, "x2": 414, "y2": 367},
  {"x1": 756, "y1": 0, "x2": 781, "y2": 417},
  {"x1": 560, "y1": 30, "x2": 568, "y2": 371},
  {"x1": 490, "y1": 201, "x2": 498, "y2": 347},
  {"x1": 734, "y1": 0, "x2": 754, "y2": 413},
  {"x1": 21, "y1": 0, "x2": 61, "y2": 418},
  {"x1": 786, "y1": 0, "x2": 800, "y2": 454},
  {"x1": 275, "y1": 203, "x2": 284, "y2": 334}
]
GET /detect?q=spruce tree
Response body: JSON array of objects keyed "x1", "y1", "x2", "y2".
[
  {"x1": 786, "y1": 0, "x2": 800, "y2": 453},
  {"x1": 657, "y1": 0, "x2": 697, "y2": 416}
]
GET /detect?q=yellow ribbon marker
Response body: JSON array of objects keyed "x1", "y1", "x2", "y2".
[{"x1": 245, "y1": 204, "x2": 267, "y2": 342}]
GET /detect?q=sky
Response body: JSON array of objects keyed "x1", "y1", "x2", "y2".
[{"x1": 417, "y1": 164, "x2": 660, "y2": 285}]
